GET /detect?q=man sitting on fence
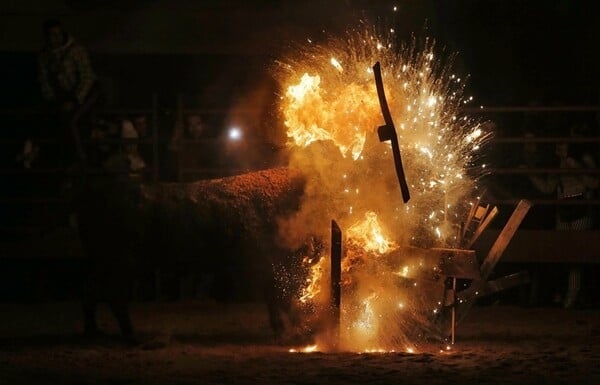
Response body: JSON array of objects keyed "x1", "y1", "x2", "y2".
[{"x1": 38, "y1": 18, "x2": 99, "y2": 167}]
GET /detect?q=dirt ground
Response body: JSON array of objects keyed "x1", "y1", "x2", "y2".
[{"x1": 0, "y1": 301, "x2": 598, "y2": 385}]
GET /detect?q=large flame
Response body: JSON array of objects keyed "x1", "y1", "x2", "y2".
[
  {"x1": 276, "y1": 25, "x2": 489, "y2": 352},
  {"x1": 347, "y1": 211, "x2": 395, "y2": 254}
]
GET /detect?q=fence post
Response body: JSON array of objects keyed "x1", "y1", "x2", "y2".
[
  {"x1": 152, "y1": 93, "x2": 159, "y2": 183},
  {"x1": 175, "y1": 93, "x2": 184, "y2": 182}
]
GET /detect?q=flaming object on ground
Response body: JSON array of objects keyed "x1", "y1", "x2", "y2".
[{"x1": 275, "y1": 25, "x2": 492, "y2": 352}]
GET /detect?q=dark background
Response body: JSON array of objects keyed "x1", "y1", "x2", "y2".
[{"x1": 0, "y1": 0, "x2": 598, "y2": 109}]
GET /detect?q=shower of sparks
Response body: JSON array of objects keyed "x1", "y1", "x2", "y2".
[{"x1": 275, "y1": 24, "x2": 489, "y2": 352}]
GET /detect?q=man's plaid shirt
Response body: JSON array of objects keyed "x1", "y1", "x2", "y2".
[{"x1": 38, "y1": 37, "x2": 96, "y2": 105}]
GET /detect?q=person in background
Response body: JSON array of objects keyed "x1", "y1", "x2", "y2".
[
  {"x1": 120, "y1": 119, "x2": 147, "y2": 181},
  {"x1": 38, "y1": 18, "x2": 99, "y2": 167},
  {"x1": 168, "y1": 113, "x2": 209, "y2": 181},
  {"x1": 132, "y1": 114, "x2": 154, "y2": 169},
  {"x1": 15, "y1": 139, "x2": 40, "y2": 169},
  {"x1": 529, "y1": 137, "x2": 599, "y2": 308},
  {"x1": 185, "y1": 113, "x2": 205, "y2": 140}
]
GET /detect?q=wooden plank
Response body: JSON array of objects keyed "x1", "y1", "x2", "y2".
[
  {"x1": 466, "y1": 206, "x2": 498, "y2": 248},
  {"x1": 437, "y1": 249, "x2": 481, "y2": 280},
  {"x1": 385, "y1": 247, "x2": 480, "y2": 280},
  {"x1": 373, "y1": 61, "x2": 410, "y2": 203},
  {"x1": 456, "y1": 271, "x2": 530, "y2": 305},
  {"x1": 461, "y1": 197, "x2": 480, "y2": 240},
  {"x1": 456, "y1": 200, "x2": 531, "y2": 324},
  {"x1": 475, "y1": 204, "x2": 490, "y2": 222},
  {"x1": 480, "y1": 199, "x2": 532, "y2": 280},
  {"x1": 474, "y1": 229, "x2": 600, "y2": 264}
]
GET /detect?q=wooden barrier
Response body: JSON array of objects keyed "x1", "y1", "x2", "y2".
[{"x1": 474, "y1": 229, "x2": 600, "y2": 264}]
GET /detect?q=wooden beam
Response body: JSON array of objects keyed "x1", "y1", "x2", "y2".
[
  {"x1": 457, "y1": 200, "x2": 531, "y2": 323},
  {"x1": 474, "y1": 229, "x2": 600, "y2": 264},
  {"x1": 373, "y1": 61, "x2": 410, "y2": 203},
  {"x1": 466, "y1": 206, "x2": 498, "y2": 248},
  {"x1": 456, "y1": 271, "x2": 530, "y2": 305},
  {"x1": 480, "y1": 200, "x2": 532, "y2": 280},
  {"x1": 386, "y1": 247, "x2": 480, "y2": 280},
  {"x1": 330, "y1": 220, "x2": 342, "y2": 350},
  {"x1": 461, "y1": 197, "x2": 481, "y2": 241}
]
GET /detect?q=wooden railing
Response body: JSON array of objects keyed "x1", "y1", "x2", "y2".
[{"x1": 465, "y1": 105, "x2": 600, "y2": 263}]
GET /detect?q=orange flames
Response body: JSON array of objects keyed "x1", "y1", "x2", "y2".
[
  {"x1": 276, "y1": 25, "x2": 488, "y2": 352},
  {"x1": 299, "y1": 256, "x2": 326, "y2": 304},
  {"x1": 347, "y1": 211, "x2": 395, "y2": 254},
  {"x1": 284, "y1": 69, "x2": 378, "y2": 160}
]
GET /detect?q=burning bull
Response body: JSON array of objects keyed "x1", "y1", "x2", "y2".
[{"x1": 76, "y1": 167, "x2": 306, "y2": 341}]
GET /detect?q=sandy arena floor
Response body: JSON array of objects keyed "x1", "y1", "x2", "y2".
[{"x1": 0, "y1": 301, "x2": 598, "y2": 385}]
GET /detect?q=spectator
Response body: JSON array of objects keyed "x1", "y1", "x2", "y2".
[
  {"x1": 121, "y1": 119, "x2": 147, "y2": 180},
  {"x1": 168, "y1": 113, "x2": 210, "y2": 181},
  {"x1": 513, "y1": 132, "x2": 558, "y2": 228},
  {"x1": 186, "y1": 113, "x2": 205, "y2": 140},
  {"x1": 15, "y1": 139, "x2": 40, "y2": 169},
  {"x1": 38, "y1": 18, "x2": 99, "y2": 167},
  {"x1": 132, "y1": 114, "x2": 154, "y2": 168},
  {"x1": 529, "y1": 138, "x2": 599, "y2": 308},
  {"x1": 89, "y1": 118, "x2": 119, "y2": 168}
]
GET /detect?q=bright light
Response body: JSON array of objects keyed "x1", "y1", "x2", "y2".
[{"x1": 228, "y1": 127, "x2": 242, "y2": 141}]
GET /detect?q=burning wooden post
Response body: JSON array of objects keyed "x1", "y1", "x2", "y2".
[{"x1": 330, "y1": 220, "x2": 342, "y2": 350}]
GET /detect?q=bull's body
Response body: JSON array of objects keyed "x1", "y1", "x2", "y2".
[{"x1": 76, "y1": 167, "x2": 305, "y2": 339}]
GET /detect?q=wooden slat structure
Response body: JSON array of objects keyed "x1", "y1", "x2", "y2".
[{"x1": 474, "y1": 229, "x2": 600, "y2": 264}]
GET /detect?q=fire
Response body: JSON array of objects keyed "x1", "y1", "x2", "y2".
[
  {"x1": 347, "y1": 211, "x2": 394, "y2": 254},
  {"x1": 299, "y1": 256, "x2": 326, "y2": 304},
  {"x1": 276, "y1": 24, "x2": 488, "y2": 352},
  {"x1": 289, "y1": 344, "x2": 319, "y2": 353},
  {"x1": 285, "y1": 74, "x2": 333, "y2": 148},
  {"x1": 282, "y1": 67, "x2": 380, "y2": 160}
]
